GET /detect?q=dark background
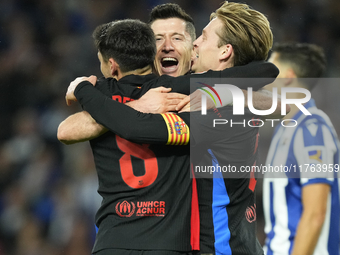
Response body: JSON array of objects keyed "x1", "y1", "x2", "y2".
[{"x1": 0, "y1": 0, "x2": 339, "y2": 254}]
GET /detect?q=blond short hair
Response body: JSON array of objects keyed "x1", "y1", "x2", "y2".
[{"x1": 211, "y1": 1, "x2": 273, "y2": 66}]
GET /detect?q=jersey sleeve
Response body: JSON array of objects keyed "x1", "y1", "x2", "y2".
[
  {"x1": 153, "y1": 61, "x2": 279, "y2": 93},
  {"x1": 293, "y1": 119, "x2": 337, "y2": 186},
  {"x1": 74, "y1": 81, "x2": 190, "y2": 145}
]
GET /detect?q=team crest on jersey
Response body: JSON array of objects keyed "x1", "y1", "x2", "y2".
[
  {"x1": 308, "y1": 149, "x2": 322, "y2": 163},
  {"x1": 175, "y1": 121, "x2": 188, "y2": 135},
  {"x1": 115, "y1": 200, "x2": 135, "y2": 217}
]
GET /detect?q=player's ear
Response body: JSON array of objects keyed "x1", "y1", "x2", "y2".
[
  {"x1": 109, "y1": 58, "x2": 119, "y2": 76},
  {"x1": 219, "y1": 44, "x2": 233, "y2": 61}
]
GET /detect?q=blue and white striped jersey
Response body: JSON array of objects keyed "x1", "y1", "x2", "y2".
[{"x1": 263, "y1": 99, "x2": 340, "y2": 255}]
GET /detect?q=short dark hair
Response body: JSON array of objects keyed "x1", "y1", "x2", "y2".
[
  {"x1": 272, "y1": 42, "x2": 326, "y2": 78},
  {"x1": 93, "y1": 19, "x2": 156, "y2": 73},
  {"x1": 149, "y1": 3, "x2": 196, "y2": 42}
]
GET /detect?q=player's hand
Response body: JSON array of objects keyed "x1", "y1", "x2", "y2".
[
  {"x1": 176, "y1": 96, "x2": 190, "y2": 112},
  {"x1": 176, "y1": 90, "x2": 215, "y2": 112},
  {"x1": 65, "y1": 75, "x2": 97, "y2": 106},
  {"x1": 126, "y1": 86, "x2": 187, "y2": 113}
]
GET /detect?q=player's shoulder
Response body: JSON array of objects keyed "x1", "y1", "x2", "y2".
[
  {"x1": 296, "y1": 117, "x2": 327, "y2": 142},
  {"x1": 150, "y1": 74, "x2": 177, "y2": 87},
  {"x1": 298, "y1": 108, "x2": 333, "y2": 133},
  {"x1": 132, "y1": 74, "x2": 162, "y2": 95},
  {"x1": 96, "y1": 77, "x2": 117, "y2": 93},
  {"x1": 293, "y1": 111, "x2": 337, "y2": 149}
]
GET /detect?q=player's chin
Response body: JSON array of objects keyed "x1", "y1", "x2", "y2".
[
  {"x1": 160, "y1": 66, "x2": 179, "y2": 77},
  {"x1": 190, "y1": 59, "x2": 200, "y2": 73},
  {"x1": 191, "y1": 64, "x2": 198, "y2": 74}
]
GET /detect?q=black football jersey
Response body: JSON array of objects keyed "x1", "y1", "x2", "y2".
[
  {"x1": 86, "y1": 75, "x2": 197, "y2": 253},
  {"x1": 189, "y1": 108, "x2": 263, "y2": 254},
  {"x1": 76, "y1": 82, "x2": 263, "y2": 254}
]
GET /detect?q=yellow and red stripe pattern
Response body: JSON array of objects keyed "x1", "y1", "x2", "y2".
[{"x1": 160, "y1": 113, "x2": 190, "y2": 145}]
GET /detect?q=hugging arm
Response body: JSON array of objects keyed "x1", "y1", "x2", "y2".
[
  {"x1": 161, "y1": 60, "x2": 279, "y2": 94},
  {"x1": 74, "y1": 81, "x2": 190, "y2": 145},
  {"x1": 58, "y1": 61, "x2": 279, "y2": 145},
  {"x1": 57, "y1": 76, "x2": 187, "y2": 145},
  {"x1": 57, "y1": 111, "x2": 108, "y2": 145}
]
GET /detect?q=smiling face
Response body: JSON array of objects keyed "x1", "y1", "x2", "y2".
[
  {"x1": 191, "y1": 17, "x2": 232, "y2": 73},
  {"x1": 151, "y1": 18, "x2": 193, "y2": 77}
]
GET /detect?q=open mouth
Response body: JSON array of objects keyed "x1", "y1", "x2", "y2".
[{"x1": 161, "y1": 57, "x2": 178, "y2": 70}]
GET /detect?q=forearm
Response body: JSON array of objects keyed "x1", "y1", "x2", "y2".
[
  {"x1": 291, "y1": 183, "x2": 330, "y2": 255},
  {"x1": 197, "y1": 61, "x2": 279, "y2": 90},
  {"x1": 125, "y1": 87, "x2": 186, "y2": 114},
  {"x1": 291, "y1": 210, "x2": 325, "y2": 255},
  {"x1": 75, "y1": 81, "x2": 190, "y2": 144},
  {"x1": 164, "y1": 61, "x2": 279, "y2": 94},
  {"x1": 57, "y1": 111, "x2": 107, "y2": 144}
]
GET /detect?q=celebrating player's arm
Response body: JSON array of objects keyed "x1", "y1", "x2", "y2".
[
  {"x1": 58, "y1": 75, "x2": 107, "y2": 144},
  {"x1": 58, "y1": 75, "x2": 188, "y2": 144},
  {"x1": 59, "y1": 77, "x2": 190, "y2": 145},
  {"x1": 176, "y1": 85, "x2": 287, "y2": 117},
  {"x1": 58, "y1": 60, "x2": 280, "y2": 145},
  {"x1": 153, "y1": 60, "x2": 284, "y2": 117},
  {"x1": 58, "y1": 80, "x2": 279, "y2": 146},
  {"x1": 58, "y1": 111, "x2": 107, "y2": 145},
  {"x1": 60, "y1": 76, "x2": 264, "y2": 147}
]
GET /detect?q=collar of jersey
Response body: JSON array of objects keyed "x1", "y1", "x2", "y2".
[{"x1": 119, "y1": 73, "x2": 157, "y2": 87}]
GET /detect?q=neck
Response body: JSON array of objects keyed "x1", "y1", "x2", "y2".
[
  {"x1": 117, "y1": 65, "x2": 153, "y2": 80},
  {"x1": 216, "y1": 61, "x2": 234, "y2": 71}
]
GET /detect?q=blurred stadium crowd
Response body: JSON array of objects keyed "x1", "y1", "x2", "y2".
[{"x1": 0, "y1": 0, "x2": 339, "y2": 254}]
